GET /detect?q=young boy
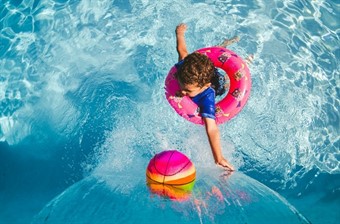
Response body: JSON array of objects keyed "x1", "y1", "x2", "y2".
[{"x1": 175, "y1": 23, "x2": 234, "y2": 171}]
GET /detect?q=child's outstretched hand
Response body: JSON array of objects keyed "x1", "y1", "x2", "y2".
[{"x1": 216, "y1": 158, "x2": 235, "y2": 171}]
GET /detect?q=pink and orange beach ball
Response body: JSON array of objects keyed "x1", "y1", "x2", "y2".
[{"x1": 146, "y1": 150, "x2": 196, "y2": 201}]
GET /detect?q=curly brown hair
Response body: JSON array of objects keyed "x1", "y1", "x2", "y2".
[{"x1": 176, "y1": 52, "x2": 214, "y2": 87}]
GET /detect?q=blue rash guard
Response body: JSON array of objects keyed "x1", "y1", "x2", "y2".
[{"x1": 191, "y1": 87, "x2": 216, "y2": 120}]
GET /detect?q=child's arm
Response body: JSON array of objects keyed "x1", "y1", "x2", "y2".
[
  {"x1": 203, "y1": 117, "x2": 234, "y2": 171},
  {"x1": 176, "y1": 23, "x2": 188, "y2": 61}
]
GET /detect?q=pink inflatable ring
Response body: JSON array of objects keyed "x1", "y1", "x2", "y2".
[{"x1": 165, "y1": 46, "x2": 251, "y2": 125}]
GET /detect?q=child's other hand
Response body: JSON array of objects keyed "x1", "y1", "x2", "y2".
[
  {"x1": 176, "y1": 23, "x2": 187, "y2": 35},
  {"x1": 175, "y1": 90, "x2": 184, "y2": 97},
  {"x1": 216, "y1": 158, "x2": 235, "y2": 171}
]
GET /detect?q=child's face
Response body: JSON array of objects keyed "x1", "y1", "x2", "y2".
[{"x1": 179, "y1": 82, "x2": 210, "y2": 97}]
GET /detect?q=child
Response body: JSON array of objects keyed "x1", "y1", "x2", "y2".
[{"x1": 175, "y1": 23, "x2": 235, "y2": 171}]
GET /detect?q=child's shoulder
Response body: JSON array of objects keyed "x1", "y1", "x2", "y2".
[
  {"x1": 202, "y1": 87, "x2": 216, "y2": 97},
  {"x1": 175, "y1": 60, "x2": 184, "y2": 69},
  {"x1": 203, "y1": 87, "x2": 215, "y2": 96},
  {"x1": 203, "y1": 87, "x2": 216, "y2": 103},
  {"x1": 192, "y1": 87, "x2": 216, "y2": 104}
]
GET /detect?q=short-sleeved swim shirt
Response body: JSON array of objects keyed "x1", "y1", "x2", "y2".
[{"x1": 191, "y1": 87, "x2": 216, "y2": 120}]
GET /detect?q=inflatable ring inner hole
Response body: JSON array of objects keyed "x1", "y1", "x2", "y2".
[{"x1": 214, "y1": 67, "x2": 230, "y2": 102}]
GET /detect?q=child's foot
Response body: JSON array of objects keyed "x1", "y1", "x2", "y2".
[
  {"x1": 219, "y1": 36, "x2": 240, "y2": 47},
  {"x1": 245, "y1": 54, "x2": 254, "y2": 65},
  {"x1": 216, "y1": 158, "x2": 235, "y2": 171},
  {"x1": 176, "y1": 23, "x2": 187, "y2": 36}
]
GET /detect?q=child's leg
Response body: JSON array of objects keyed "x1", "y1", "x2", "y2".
[
  {"x1": 218, "y1": 36, "x2": 240, "y2": 47},
  {"x1": 245, "y1": 54, "x2": 254, "y2": 65}
]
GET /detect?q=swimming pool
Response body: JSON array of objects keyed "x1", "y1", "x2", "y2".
[{"x1": 0, "y1": 0, "x2": 339, "y2": 223}]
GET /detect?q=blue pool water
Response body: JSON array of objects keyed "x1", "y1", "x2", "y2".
[{"x1": 0, "y1": 0, "x2": 339, "y2": 223}]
